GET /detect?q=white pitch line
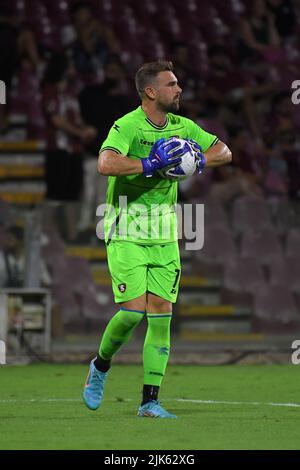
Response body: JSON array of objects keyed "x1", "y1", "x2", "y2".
[
  {"x1": 0, "y1": 398, "x2": 134, "y2": 404},
  {"x1": 0, "y1": 398, "x2": 300, "y2": 408},
  {"x1": 0, "y1": 398, "x2": 81, "y2": 403},
  {"x1": 176, "y1": 399, "x2": 300, "y2": 408}
]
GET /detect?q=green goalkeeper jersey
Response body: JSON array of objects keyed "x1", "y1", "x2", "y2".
[{"x1": 100, "y1": 106, "x2": 218, "y2": 245}]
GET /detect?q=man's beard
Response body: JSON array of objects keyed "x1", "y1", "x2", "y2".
[{"x1": 159, "y1": 100, "x2": 180, "y2": 113}]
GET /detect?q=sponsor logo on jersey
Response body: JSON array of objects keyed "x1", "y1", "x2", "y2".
[{"x1": 140, "y1": 139, "x2": 155, "y2": 146}]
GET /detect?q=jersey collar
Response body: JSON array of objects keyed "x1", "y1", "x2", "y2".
[{"x1": 140, "y1": 106, "x2": 169, "y2": 130}]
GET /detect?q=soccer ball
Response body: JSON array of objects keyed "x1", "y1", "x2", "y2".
[{"x1": 158, "y1": 138, "x2": 197, "y2": 180}]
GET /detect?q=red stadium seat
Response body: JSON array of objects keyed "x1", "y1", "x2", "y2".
[
  {"x1": 269, "y1": 256, "x2": 300, "y2": 294},
  {"x1": 52, "y1": 284, "x2": 81, "y2": 326},
  {"x1": 223, "y1": 256, "x2": 265, "y2": 294},
  {"x1": 268, "y1": 198, "x2": 295, "y2": 235},
  {"x1": 253, "y1": 283, "x2": 300, "y2": 333},
  {"x1": 232, "y1": 195, "x2": 274, "y2": 234},
  {"x1": 81, "y1": 284, "x2": 115, "y2": 322},
  {"x1": 220, "y1": 256, "x2": 265, "y2": 309},
  {"x1": 204, "y1": 201, "x2": 229, "y2": 227},
  {"x1": 195, "y1": 223, "x2": 237, "y2": 264},
  {"x1": 286, "y1": 228, "x2": 300, "y2": 257},
  {"x1": 240, "y1": 228, "x2": 283, "y2": 265}
]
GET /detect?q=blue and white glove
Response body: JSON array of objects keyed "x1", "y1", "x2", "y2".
[
  {"x1": 188, "y1": 139, "x2": 206, "y2": 174},
  {"x1": 141, "y1": 138, "x2": 183, "y2": 177}
]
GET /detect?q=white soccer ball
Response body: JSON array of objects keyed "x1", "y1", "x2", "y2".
[{"x1": 158, "y1": 138, "x2": 197, "y2": 180}]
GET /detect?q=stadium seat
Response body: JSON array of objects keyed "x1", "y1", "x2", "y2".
[
  {"x1": 204, "y1": 201, "x2": 229, "y2": 227},
  {"x1": 286, "y1": 228, "x2": 300, "y2": 257},
  {"x1": 267, "y1": 198, "x2": 295, "y2": 234},
  {"x1": 41, "y1": 249, "x2": 66, "y2": 277},
  {"x1": 232, "y1": 195, "x2": 273, "y2": 234},
  {"x1": 221, "y1": 256, "x2": 266, "y2": 309},
  {"x1": 53, "y1": 256, "x2": 92, "y2": 295},
  {"x1": 10, "y1": 67, "x2": 45, "y2": 137},
  {"x1": 223, "y1": 256, "x2": 265, "y2": 294},
  {"x1": 52, "y1": 284, "x2": 81, "y2": 326},
  {"x1": 0, "y1": 200, "x2": 15, "y2": 228},
  {"x1": 195, "y1": 223, "x2": 237, "y2": 264},
  {"x1": 56, "y1": 256, "x2": 113, "y2": 320},
  {"x1": 186, "y1": 168, "x2": 213, "y2": 201},
  {"x1": 240, "y1": 228, "x2": 283, "y2": 265},
  {"x1": 41, "y1": 226, "x2": 65, "y2": 257},
  {"x1": 253, "y1": 283, "x2": 300, "y2": 333},
  {"x1": 47, "y1": 253, "x2": 112, "y2": 329},
  {"x1": 81, "y1": 283, "x2": 115, "y2": 322},
  {"x1": 269, "y1": 256, "x2": 300, "y2": 294}
]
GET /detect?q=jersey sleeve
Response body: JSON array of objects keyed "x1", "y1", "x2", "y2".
[
  {"x1": 184, "y1": 118, "x2": 219, "y2": 152},
  {"x1": 100, "y1": 116, "x2": 134, "y2": 156}
]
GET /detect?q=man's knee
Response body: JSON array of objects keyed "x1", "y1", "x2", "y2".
[
  {"x1": 147, "y1": 293, "x2": 172, "y2": 313},
  {"x1": 119, "y1": 293, "x2": 146, "y2": 312}
]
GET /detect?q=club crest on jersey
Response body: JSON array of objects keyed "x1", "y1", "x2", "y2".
[{"x1": 118, "y1": 283, "x2": 126, "y2": 293}]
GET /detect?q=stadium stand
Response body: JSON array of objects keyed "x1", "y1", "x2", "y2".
[{"x1": 1, "y1": 0, "x2": 300, "y2": 343}]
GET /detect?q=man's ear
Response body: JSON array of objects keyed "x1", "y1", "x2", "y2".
[{"x1": 144, "y1": 86, "x2": 156, "y2": 100}]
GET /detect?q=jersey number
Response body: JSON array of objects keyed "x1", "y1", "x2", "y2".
[{"x1": 170, "y1": 269, "x2": 181, "y2": 294}]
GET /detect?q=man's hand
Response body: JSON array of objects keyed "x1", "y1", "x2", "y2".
[
  {"x1": 80, "y1": 126, "x2": 97, "y2": 143},
  {"x1": 188, "y1": 139, "x2": 206, "y2": 174},
  {"x1": 141, "y1": 138, "x2": 183, "y2": 177}
]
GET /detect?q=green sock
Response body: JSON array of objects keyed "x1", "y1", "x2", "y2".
[
  {"x1": 99, "y1": 307, "x2": 145, "y2": 360},
  {"x1": 143, "y1": 313, "x2": 172, "y2": 387}
]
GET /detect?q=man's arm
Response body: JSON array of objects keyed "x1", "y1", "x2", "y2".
[
  {"x1": 204, "y1": 141, "x2": 232, "y2": 167},
  {"x1": 98, "y1": 149, "x2": 143, "y2": 176},
  {"x1": 98, "y1": 139, "x2": 183, "y2": 177},
  {"x1": 51, "y1": 115, "x2": 96, "y2": 142}
]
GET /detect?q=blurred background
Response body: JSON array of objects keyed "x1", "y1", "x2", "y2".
[{"x1": 0, "y1": 0, "x2": 300, "y2": 364}]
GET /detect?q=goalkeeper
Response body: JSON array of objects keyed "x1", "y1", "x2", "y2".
[{"x1": 83, "y1": 60, "x2": 231, "y2": 418}]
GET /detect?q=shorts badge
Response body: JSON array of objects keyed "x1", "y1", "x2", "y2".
[{"x1": 118, "y1": 283, "x2": 126, "y2": 293}]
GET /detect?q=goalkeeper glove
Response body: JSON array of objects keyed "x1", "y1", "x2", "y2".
[
  {"x1": 141, "y1": 138, "x2": 183, "y2": 177},
  {"x1": 188, "y1": 139, "x2": 206, "y2": 174}
]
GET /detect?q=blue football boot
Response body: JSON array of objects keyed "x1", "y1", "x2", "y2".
[
  {"x1": 137, "y1": 400, "x2": 177, "y2": 418},
  {"x1": 83, "y1": 358, "x2": 108, "y2": 410}
]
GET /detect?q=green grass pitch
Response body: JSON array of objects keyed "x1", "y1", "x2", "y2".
[{"x1": 0, "y1": 364, "x2": 299, "y2": 450}]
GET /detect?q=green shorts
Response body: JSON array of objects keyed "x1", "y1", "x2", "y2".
[{"x1": 106, "y1": 241, "x2": 181, "y2": 303}]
